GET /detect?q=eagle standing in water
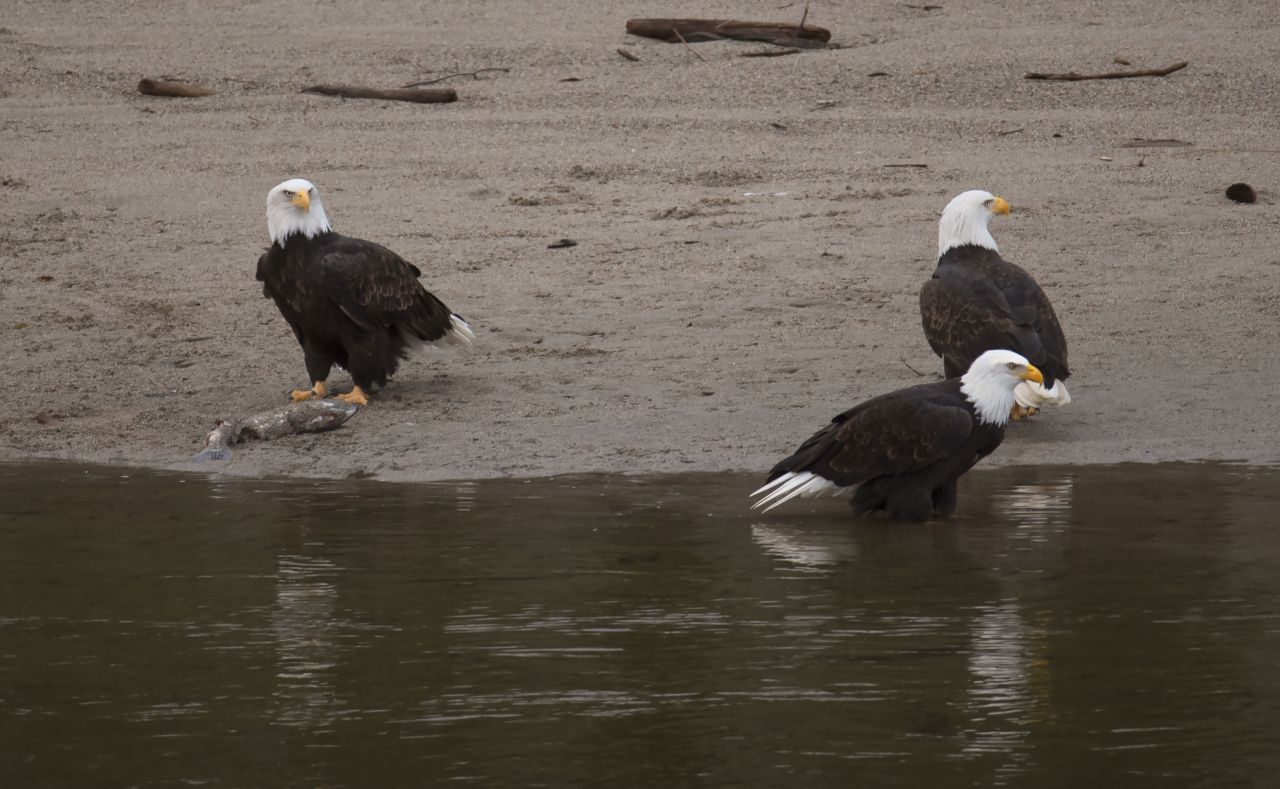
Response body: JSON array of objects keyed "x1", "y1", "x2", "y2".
[
  {"x1": 751, "y1": 350, "x2": 1045, "y2": 522},
  {"x1": 919, "y1": 190, "x2": 1070, "y2": 418},
  {"x1": 256, "y1": 178, "x2": 474, "y2": 406}
]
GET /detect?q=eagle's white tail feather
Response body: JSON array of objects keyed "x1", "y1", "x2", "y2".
[
  {"x1": 751, "y1": 473, "x2": 809, "y2": 510},
  {"x1": 750, "y1": 471, "x2": 840, "y2": 513},
  {"x1": 1014, "y1": 379, "x2": 1071, "y2": 409},
  {"x1": 446, "y1": 314, "x2": 475, "y2": 346},
  {"x1": 750, "y1": 474, "x2": 794, "y2": 498}
]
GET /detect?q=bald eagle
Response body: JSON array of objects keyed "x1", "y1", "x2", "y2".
[
  {"x1": 256, "y1": 178, "x2": 474, "y2": 406},
  {"x1": 919, "y1": 190, "x2": 1069, "y2": 418},
  {"x1": 750, "y1": 350, "x2": 1044, "y2": 522}
]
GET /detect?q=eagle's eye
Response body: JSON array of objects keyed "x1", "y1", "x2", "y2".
[
  {"x1": 282, "y1": 190, "x2": 293, "y2": 198},
  {"x1": 1006, "y1": 362, "x2": 1018, "y2": 370},
  {"x1": 983, "y1": 199, "x2": 993, "y2": 208}
]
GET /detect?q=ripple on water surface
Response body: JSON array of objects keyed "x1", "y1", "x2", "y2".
[{"x1": 1, "y1": 461, "x2": 1278, "y2": 788}]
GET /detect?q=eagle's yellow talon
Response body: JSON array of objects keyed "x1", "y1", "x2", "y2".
[
  {"x1": 290, "y1": 380, "x2": 327, "y2": 403},
  {"x1": 1009, "y1": 404, "x2": 1040, "y2": 421},
  {"x1": 337, "y1": 387, "x2": 368, "y2": 406}
]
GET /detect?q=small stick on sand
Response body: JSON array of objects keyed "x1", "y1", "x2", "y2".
[
  {"x1": 742, "y1": 47, "x2": 801, "y2": 58},
  {"x1": 900, "y1": 357, "x2": 929, "y2": 377},
  {"x1": 626, "y1": 18, "x2": 831, "y2": 48},
  {"x1": 616, "y1": 47, "x2": 641, "y2": 62},
  {"x1": 883, "y1": 163, "x2": 929, "y2": 168},
  {"x1": 137, "y1": 78, "x2": 216, "y2": 97},
  {"x1": 1025, "y1": 61, "x2": 1188, "y2": 81},
  {"x1": 400, "y1": 68, "x2": 509, "y2": 88},
  {"x1": 672, "y1": 28, "x2": 708, "y2": 62},
  {"x1": 302, "y1": 85, "x2": 458, "y2": 104},
  {"x1": 1119, "y1": 138, "x2": 1192, "y2": 148}
]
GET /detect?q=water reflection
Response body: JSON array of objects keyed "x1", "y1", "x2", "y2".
[
  {"x1": 992, "y1": 476, "x2": 1074, "y2": 531},
  {"x1": 271, "y1": 553, "x2": 340, "y2": 729},
  {"x1": 963, "y1": 600, "x2": 1034, "y2": 776},
  {"x1": 1, "y1": 462, "x2": 1279, "y2": 788},
  {"x1": 749, "y1": 523, "x2": 857, "y2": 572}
]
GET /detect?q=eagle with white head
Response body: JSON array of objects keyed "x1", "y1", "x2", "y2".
[
  {"x1": 256, "y1": 178, "x2": 474, "y2": 406},
  {"x1": 919, "y1": 189, "x2": 1070, "y2": 418},
  {"x1": 751, "y1": 350, "x2": 1045, "y2": 522}
]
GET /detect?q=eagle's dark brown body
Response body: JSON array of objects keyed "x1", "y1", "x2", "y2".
[
  {"x1": 256, "y1": 231, "x2": 458, "y2": 392},
  {"x1": 763, "y1": 379, "x2": 1006, "y2": 522},
  {"x1": 919, "y1": 244, "x2": 1069, "y2": 385}
]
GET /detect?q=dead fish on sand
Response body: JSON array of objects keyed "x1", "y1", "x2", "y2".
[{"x1": 192, "y1": 399, "x2": 359, "y2": 462}]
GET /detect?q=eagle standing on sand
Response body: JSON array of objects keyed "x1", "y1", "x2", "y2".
[
  {"x1": 919, "y1": 190, "x2": 1070, "y2": 418},
  {"x1": 751, "y1": 350, "x2": 1045, "y2": 522},
  {"x1": 256, "y1": 178, "x2": 474, "y2": 406}
]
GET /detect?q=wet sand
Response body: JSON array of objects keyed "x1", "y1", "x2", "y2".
[{"x1": 2, "y1": 1, "x2": 1278, "y2": 481}]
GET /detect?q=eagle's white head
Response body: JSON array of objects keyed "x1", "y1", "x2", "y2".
[
  {"x1": 938, "y1": 189, "x2": 1010, "y2": 257},
  {"x1": 266, "y1": 178, "x2": 332, "y2": 245},
  {"x1": 960, "y1": 349, "x2": 1044, "y2": 426}
]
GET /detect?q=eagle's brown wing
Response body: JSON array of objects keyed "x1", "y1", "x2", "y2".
[
  {"x1": 316, "y1": 237, "x2": 455, "y2": 343},
  {"x1": 767, "y1": 383, "x2": 975, "y2": 486},
  {"x1": 920, "y1": 262, "x2": 1068, "y2": 383}
]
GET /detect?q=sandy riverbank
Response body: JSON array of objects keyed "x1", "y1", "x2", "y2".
[{"x1": 2, "y1": 1, "x2": 1278, "y2": 481}]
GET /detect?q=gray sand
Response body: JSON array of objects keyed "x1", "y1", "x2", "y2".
[{"x1": 2, "y1": 1, "x2": 1278, "y2": 480}]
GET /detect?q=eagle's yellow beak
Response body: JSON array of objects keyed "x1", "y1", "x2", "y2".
[
  {"x1": 291, "y1": 190, "x2": 311, "y2": 211},
  {"x1": 990, "y1": 196, "x2": 1010, "y2": 215},
  {"x1": 1022, "y1": 364, "x2": 1044, "y2": 384}
]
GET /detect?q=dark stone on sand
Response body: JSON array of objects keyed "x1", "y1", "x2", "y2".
[{"x1": 1225, "y1": 183, "x2": 1257, "y2": 204}]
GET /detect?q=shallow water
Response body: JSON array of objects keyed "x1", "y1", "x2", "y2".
[{"x1": 1, "y1": 461, "x2": 1278, "y2": 788}]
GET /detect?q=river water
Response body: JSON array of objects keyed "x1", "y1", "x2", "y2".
[{"x1": 1, "y1": 461, "x2": 1278, "y2": 788}]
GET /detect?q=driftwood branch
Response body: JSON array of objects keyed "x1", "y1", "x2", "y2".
[
  {"x1": 626, "y1": 18, "x2": 831, "y2": 48},
  {"x1": 302, "y1": 84, "x2": 457, "y2": 104},
  {"x1": 1025, "y1": 61, "x2": 1188, "y2": 81},
  {"x1": 401, "y1": 68, "x2": 508, "y2": 88},
  {"x1": 742, "y1": 47, "x2": 802, "y2": 58},
  {"x1": 1118, "y1": 138, "x2": 1192, "y2": 148},
  {"x1": 137, "y1": 78, "x2": 216, "y2": 97}
]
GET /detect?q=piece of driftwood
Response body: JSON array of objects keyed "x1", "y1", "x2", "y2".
[
  {"x1": 626, "y1": 18, "x2": 831, "y2": 48},
  {"x1": 616, "y1": 47, "x2": 641, "y2": 62},
  {"x1": 302, "y1": 84, "x2": 457, "y2": 103},
  {"x1": 137, "y1": 78, "x2": 216, "y2": 97},
  {"x1": 743, "y1": 47, "x2": 802, "y2": 58},
  {"x1": 1119, "y1": 138, "x2": 1193, "y2": 148},
  {"x1": 1025, "y1": 61, "x2": 1188, "y2": 81}
]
